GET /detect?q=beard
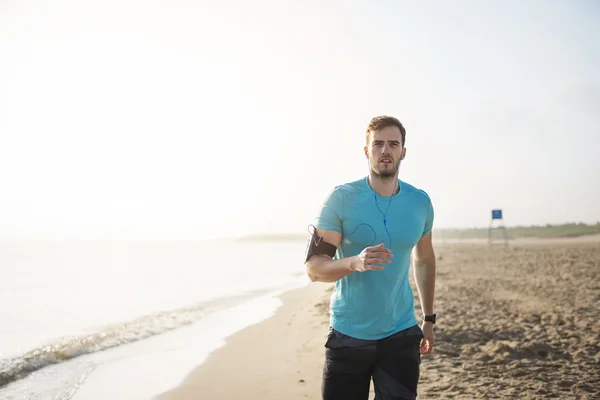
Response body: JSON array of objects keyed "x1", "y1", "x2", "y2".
[{"x1": 371, "y1": 159, "x2": 400, "y2": 179}]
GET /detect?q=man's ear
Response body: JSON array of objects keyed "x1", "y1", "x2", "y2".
[
  {"x1": 364, "y1": 145, "x2": 369, "y2": 158},
  {"x1": 401, "y1": 148, "x2": 406, "y2": 160}
]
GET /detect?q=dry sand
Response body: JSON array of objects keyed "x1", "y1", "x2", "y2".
[{"x1": 155, "y1": 239, "x2": 600, "y2": 399}]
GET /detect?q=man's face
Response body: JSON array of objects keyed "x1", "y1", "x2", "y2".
[{"x1": 364, "y1": 126, "x2": 405, "y2": 179}]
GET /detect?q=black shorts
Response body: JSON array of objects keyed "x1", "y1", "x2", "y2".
[{"x1": 322, "y1": 324, "x2": 423, "y2": 400}]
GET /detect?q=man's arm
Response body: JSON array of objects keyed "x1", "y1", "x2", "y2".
[
  {"x1": 413, "y1": 231, "x2": 436, "y2": 318},
  {"x1": 305, "y1": 229, "x2": 356, "y2": 283}
]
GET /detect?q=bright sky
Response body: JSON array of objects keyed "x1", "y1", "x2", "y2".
[{"x1": 1, "y1": 0, "x2": 599, "y2": 240}]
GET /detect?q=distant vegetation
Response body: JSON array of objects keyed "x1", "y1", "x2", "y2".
[
  {"x1": 239, "y1": 223, "x2": 600, "y2": 241},
  {"x1": 436, "y1": 222, "x2": 600, "y2": 239}
]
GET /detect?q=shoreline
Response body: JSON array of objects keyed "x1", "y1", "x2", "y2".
[
  {"x1": 153, "y1": 281, "x2": 333, "y2": 400},
  {"x1": 0, "y1": 278, "x2": 312, "y2": 400},
  {"x1": 66, "y1": 279, "x2": 313, "y2": 400}
]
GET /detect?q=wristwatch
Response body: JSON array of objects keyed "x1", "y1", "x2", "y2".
[{"x1": 423, "y1": 314, "x2": 436, "y2": 324}]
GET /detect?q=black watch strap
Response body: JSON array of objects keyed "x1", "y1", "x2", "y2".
[{"x1": 424, "y1": 314, "x2": 436, "y2": 324}]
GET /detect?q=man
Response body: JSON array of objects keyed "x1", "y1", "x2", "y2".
[{"x1": 305, "y1": 115, "x2": 437, "y2": 400}]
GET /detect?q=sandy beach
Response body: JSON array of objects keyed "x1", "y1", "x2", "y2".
[{"x1": 154, "y1": 238, "x2": 600, "y2": 400}]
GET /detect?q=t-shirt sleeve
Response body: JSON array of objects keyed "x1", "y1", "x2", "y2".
[
  {"x1": 314, "y1": 188, "x2": 343, "y2": 233},
  {"x1": 422, "y1": 194, "x2": 434, "y2": 237}
]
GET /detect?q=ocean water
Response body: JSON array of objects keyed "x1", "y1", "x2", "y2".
[{"x1": 0, "y1": 239, "x2": 309, "y2": 399}]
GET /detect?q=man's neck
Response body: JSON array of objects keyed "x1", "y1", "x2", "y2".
[{"x1": 368, "y1": 174, "x2": 399, "y2": 197}]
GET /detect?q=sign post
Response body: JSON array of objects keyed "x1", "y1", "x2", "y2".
[{"x1": 489, "y1": 209, "x2": 508, "y2": 247}]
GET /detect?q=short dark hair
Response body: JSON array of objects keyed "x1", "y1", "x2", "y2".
[{"x1": 366, "y1": 115, "x2": 406, "y2": 146}]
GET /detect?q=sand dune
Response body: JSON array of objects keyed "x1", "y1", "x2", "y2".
[{"x1": 155, "y1": 239, "x2": 600, "y2": 400}]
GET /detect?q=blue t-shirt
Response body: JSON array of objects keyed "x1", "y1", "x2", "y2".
[{"x1": 314, "y1": 176, "x2": 434, "y2": 340}]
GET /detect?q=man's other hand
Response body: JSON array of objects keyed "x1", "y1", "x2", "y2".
[{"x1": 420, "y1": 322, "x2": 434, "y2": 355}]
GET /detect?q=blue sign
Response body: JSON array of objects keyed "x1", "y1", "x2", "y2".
[{"x1": 491, "y1": 209, "x2": 503, "y2": 220}]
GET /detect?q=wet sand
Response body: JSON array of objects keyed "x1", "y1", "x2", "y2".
[{"x1": 155, "y1": 238, "x2": 600, "y2": 399}]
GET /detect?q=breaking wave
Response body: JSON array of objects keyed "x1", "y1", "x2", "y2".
[{"x1": 0, "y1": 289, "x2": 268, "y2": 388}]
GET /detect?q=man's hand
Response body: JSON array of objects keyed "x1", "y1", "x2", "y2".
[
  {"x1": 351, "y1": 243, "x2": 393, "y2": 272},
  {"x1": 420, "y1": 322, "x2": 434, "y2": 354}
]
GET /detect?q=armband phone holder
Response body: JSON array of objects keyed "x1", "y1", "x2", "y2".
[{"x1": 304, "y1": 225, "x2": 338, "y2": 263}]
